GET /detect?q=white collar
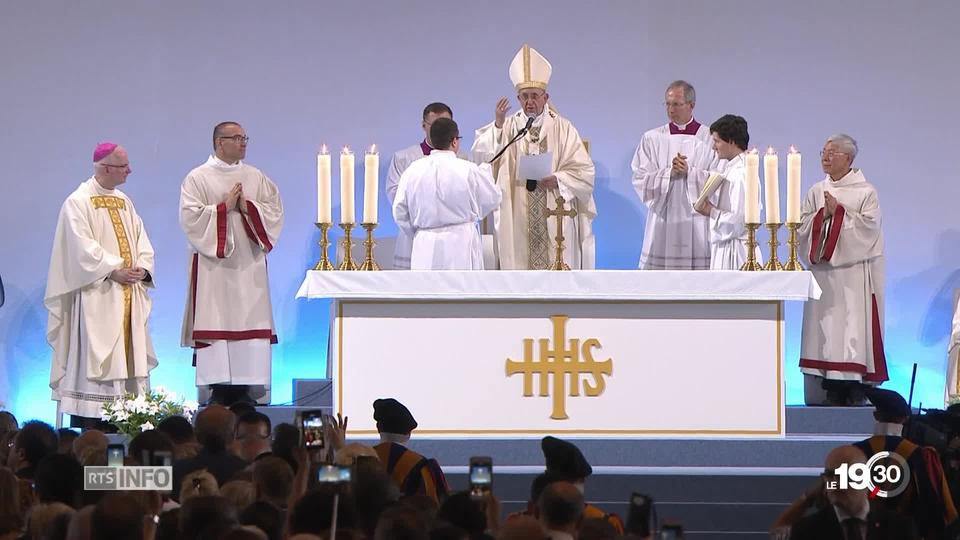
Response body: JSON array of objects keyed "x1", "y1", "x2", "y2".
[
  {"x1": 379, "y1": 433, "x2": 411, "y2": 445},
  {"x1": 834, "y1": 500, "x2": 869, "y2": 524},
  {"x1": 432, "y1": 149, "x2": 457, "y2": 157},
  {"x1": 206, "y1": 154, "x2": 243, "y2": 171},
  {"x1": 544, "y1": 530, "x2": 575, "y2": 540},
  {"x1": 873, "y1": 422, "x2": 904, "y2": 437},
  {"x1": 90, "y1": 176, "x2": 116, "y2": 194},
  {"x1": 672, "y1": 118, "x2": 695, "y2": 130}
]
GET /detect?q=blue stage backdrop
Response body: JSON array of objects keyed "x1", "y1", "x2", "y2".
[{"x1": 2, "y1": 1, "x2": 959, "y2": 423}]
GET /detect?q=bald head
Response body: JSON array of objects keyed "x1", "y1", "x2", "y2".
[
  {"x1": 825, "y1": 445, "x2": 867, "y2": 471},
  {"x1": 824, "y1": 445, "x2": 869, "y2": 516},
  {"x1": 73, "y1": 430, "x2": 108, "y2": 461},
  {"x1": 195, "y1": 405, "x2": 236, "y2": 452},
  {"x1": 538, "y1": 481, "x2": 583, "y2": 533}
]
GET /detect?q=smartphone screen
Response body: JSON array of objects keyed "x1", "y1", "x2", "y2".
[
  {"x1": 660, "y1": 525, "x2": 683, "y2": 540},
  {"x1": 469, "y1": 464, "x2": 492, "y2": 486},
  {"x1": 107, "y1": 444, "x2": 124, "y2": 467},
  {"x1": 150, "y1": 450, "x2": 173, "y2": 467},
  {"x1": 469, "y1": 456, "x2": 493, "y2": 499},
  {"x1": 300, "y1": 410, "x2": 325, "y2": 449},
  {"x1": 318, "y1": 464, "x2": 351, "y2": 483},
  {"x1": 626, "y1": 492, "x2": 653, "y2": 537}
]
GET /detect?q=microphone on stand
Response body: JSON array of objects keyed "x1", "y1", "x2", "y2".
[{"x1": 488, "y1": 115, "x2": 536, "y2": 166}]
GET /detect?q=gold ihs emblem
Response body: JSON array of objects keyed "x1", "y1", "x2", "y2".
[{"x1": 505, "y1": 315, "x2": 612, "y2": 420}]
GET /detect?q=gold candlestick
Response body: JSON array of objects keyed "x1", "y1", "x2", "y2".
[
  {"x1": 783, "y1": 222, "x2": 805, "y2": 271},
  {"x1": 313, "y1": 222, "x2": 334, "y2": 271},
  {"x1": 359, "y1": 223, "x2": 380, "y2": 271},
  {"x1": 546, "y1": 194, "x2": 577, "y2": 271},
  {"x1": 337, "y1": 223, "x2": 358, "y2": 270},
  {"x1": 764, "y1": 223, "x2": 784, "y2": 271},
  {"x1": 740, "y1": 223, "x2": 763, "y2": 271}
]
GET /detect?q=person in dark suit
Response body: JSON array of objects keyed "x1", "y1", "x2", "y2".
[
  {"x1": 172, "y1": 405, "x2": 247, "y2": 500},
  {"x1": 791, "y1": 445, "x2": 915, "y2": 539}
]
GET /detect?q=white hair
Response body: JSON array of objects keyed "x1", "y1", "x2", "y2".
[
  {"x1": 666, "y1": 80, "x2": 696, "y2": 103},
  {"x1": 827, "y1": 133, "x2": 858, "y2": 161}
]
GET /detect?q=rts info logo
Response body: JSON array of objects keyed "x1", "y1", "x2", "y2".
[{"x1": 84, "y1": 466, "x2": 173, "y2": 491}]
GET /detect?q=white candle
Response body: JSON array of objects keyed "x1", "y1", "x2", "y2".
[
  {"x1": 317, "y1": 145, "x2": 331, "y2": 224},
  {"x1": 786, "y1": 146, "x2": 802, "y2": 223},
  {"x1": 363, "y1": 145, "x2": 379, "y2": 225},
  {"x1": 763, "y1": 146, "x2": 781, "y2": 224},
  {"x1": 744, "y1": 149, "x2": 761, "y2": 224},
  {"x1": 340, "y1": 147, "x2": 355, "y2": 224}
]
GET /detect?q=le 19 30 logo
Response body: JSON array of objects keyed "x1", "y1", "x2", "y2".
[{"x1": 828, "y1": 451, "x2": 910, "y2": 499}]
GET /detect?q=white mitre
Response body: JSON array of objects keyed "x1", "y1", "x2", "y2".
[{"x1": 509, "y1": 44, "x2": 552, "y2": 91}]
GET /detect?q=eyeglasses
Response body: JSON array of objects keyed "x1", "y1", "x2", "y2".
[
  {"x1": 102, "y1": 163, "x2": 130, "y2": 170},
  {"x1": 820, "y1": 150, "x2": 848, "y2": 159},
  {"x1": 519, "y1": 93, "x2": 546, "y2": 103},
  {"x1": 218, "y1": 135, "x2": 250, "y2": 144},
  {"x1": 455, "y1": 136, "x2": 463, "y2": 140},
  {"x1": 664, "y1": 101, "x2": 690, "y2": 108}
]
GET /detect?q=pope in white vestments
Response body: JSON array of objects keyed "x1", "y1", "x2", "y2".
[
  {"x1": 799, "y1": 135, "x2": 887, "y2": 400},
  {"x1": 471, "y1": 44, "x2": 595, "y2": 270},
  {"x1": 393, "y1": 118, "x2": 502, "y2": 270},
  {"x1": 179, "y1": 122, "x2": 283, "y2": 405},
  {"x1": 386, "y1": 102, "x2": 454, "y2": 269},
  {"x1": 46, "y1": 143, "x2": 156, "y2": 422},
  {"x1": 633, "y1": 81, "x2": 718, "y2": 270}
]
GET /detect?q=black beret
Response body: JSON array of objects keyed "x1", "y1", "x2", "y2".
[{"x1": 373, "y1": 398, "x2": 418, "y2": 434}]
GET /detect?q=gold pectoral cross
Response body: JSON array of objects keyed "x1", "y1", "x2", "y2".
[{"x1": 544, "y1": 194, "x2": 577, "y2": 270}]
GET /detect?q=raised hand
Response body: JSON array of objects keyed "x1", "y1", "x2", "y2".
[{"x1": 494, "y1": 97, "x2": 511, "y2": 129}]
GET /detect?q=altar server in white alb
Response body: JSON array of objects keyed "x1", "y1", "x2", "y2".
[
  {"x1": 471, "y1": 44, "x2": 595, "y2": 270},
  {"x1": 633, "y1": 80, "x2": 718, "y2": 270},
  {"x1": 386, "y1": 102, "x2": 454, "y2": 269},
  {"x1": 393, "y1": 118, "x2": 501, "y2": 269},
  {"x1": 46, "y1": 142, "x2": 157, "y2": 426},
  {"x1": 179, "y1": 122, "x2": 284, "y2": 406},
  {"x1": 694, "y1": 114, "x2": 761, "y2": 270},
  {"x1": 798, "y1": 134, "x2": 887, "y2": 404}
]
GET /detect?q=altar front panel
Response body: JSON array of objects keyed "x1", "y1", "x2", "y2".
[{"x1": 335, "y1": 300, "x2": 783, "y2": 438}]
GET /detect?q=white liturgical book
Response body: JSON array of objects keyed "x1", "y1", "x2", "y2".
[{"x1": 694, "y1": 173, "x2": 725, "y2": 209}]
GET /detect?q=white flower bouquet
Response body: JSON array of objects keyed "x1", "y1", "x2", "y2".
[{"x1": 101, "y1": 387, "x2": 199, "y2": 439}]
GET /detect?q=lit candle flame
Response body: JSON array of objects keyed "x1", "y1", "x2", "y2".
[
  {"x1": 748, "y1": 147, "x2": 759, "y2": 155},
  {"x1": 320, "y1": 144, "x2": 329, "y2": 155},
  {"x1": 766, "y1": 146, "x2": 776, "y2": 155},
  {"x1": 342, "y1": 145, "x2": 352, "y2": 155},
  {"x1": 789, "y1": 145, "x2": 798, "y2": 154},
  {"x1": 368, "y1": 144, "x2": 378, "y2": 154}
]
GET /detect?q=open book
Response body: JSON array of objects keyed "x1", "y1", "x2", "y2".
[{"x1": 694, "y1": 173, "x2": 725, "y2": 209}]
